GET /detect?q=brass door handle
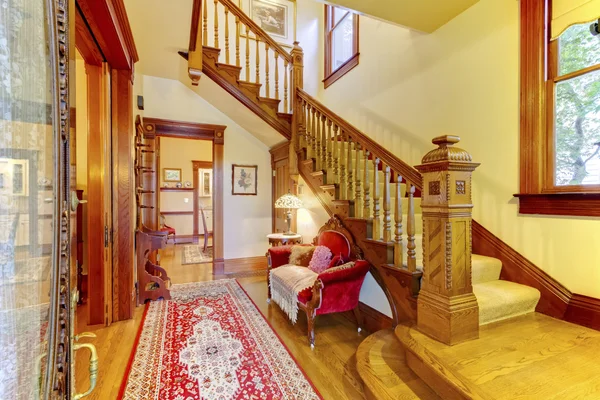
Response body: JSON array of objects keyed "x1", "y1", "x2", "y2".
[
  {"x1": 72, "y1": 342, "x2": 98, "y2": 400},
  {"x1": 71, "y1": 190, "x2": 88, "y2": 212}
]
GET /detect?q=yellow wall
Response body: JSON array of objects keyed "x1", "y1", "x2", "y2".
[
  {"x1": 75, "y1": 54, "x2": 89, "y2": 273},
  {"x1": 306, "y1": 0, "x2": 600, "y2": 297},
  {"x1": 159, "y1": 137, "x2": 212, "y2": 235}
]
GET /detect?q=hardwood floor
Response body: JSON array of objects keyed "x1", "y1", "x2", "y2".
[{"x1": 74, "y1": 243, "x2": 367, "y2": 399}]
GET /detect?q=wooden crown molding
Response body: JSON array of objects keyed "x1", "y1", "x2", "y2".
[
  {"x1": 76, "y1": 0, "x2": 139, "y2": 71},
  {"x1": 143, "y1": 117, "x2": 226, "y2": 143},
  {"x1": 75, "y1": 7, "x2": 103, "y2": 66}
]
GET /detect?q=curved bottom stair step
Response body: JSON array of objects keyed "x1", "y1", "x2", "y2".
[
  {"x1": 474, "y1": 280, "x2": 541, "y2": 325},
  {"x1": 356, "y1": 329, "x2": 441, "y2": 400}
]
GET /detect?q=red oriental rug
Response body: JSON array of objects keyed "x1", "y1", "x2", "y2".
[{"x1": 119, "y1": 279, "x2": 322, "y2": 400}]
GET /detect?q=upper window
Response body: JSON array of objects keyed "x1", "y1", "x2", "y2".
[
  {"x1": 551, "y1": 21, "x2": 600, "y2": 187},
  {"x1": 324, "y1": 5, "x2": 359, "y2": 88}
]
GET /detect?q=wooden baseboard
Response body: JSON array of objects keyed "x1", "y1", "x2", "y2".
[
  {"x1": 172, "y1": 234, "x2": 213, "y2": 244},
  {"x1": 473, "y1": 221, "x2": 600, "y2": 330},
  {"x1": 224, "y1": 256, "x2": 268, "y2": 274},
  {"x1": 343, "y1": 301, "x2": 393, "y2": 333}
]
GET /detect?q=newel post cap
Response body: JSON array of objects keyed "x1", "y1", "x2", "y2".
[{"x1": 417, "y1": 135, "x2": 478, "y2": 167}]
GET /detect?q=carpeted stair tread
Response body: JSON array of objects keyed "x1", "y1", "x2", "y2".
[
  {"x1": 474, "y1": 280, "x2": 541, "y2": 325},
  {"x1": 356, "y1": 330, "x2": 441, "y2": 400},
  {"x1": 471, "y1": 254, "x2": 502, "y2": 285}
]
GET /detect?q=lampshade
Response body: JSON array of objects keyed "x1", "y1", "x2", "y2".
[{"x1": 274, "y1": 192, "x2": 303, "y2": 209}]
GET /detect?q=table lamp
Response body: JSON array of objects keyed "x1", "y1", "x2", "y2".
[{"x1": 274, "y1": 191, "x2": 303, "y2": 235}]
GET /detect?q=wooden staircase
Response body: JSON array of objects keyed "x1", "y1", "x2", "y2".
[{"x1": 178, "y1": 2, "x2": 600, "y2": 399}]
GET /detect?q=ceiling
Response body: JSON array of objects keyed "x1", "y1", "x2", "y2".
[{"x1": 325, "y1": 0, "x2": 480, "y2": 33}]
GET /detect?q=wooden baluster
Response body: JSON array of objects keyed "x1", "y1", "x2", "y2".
[
  {"x1": 300, "y1": 101, "x2": 307, "y2": 150},
  {"x1": 372, "y1": 157, "x2": 381, "y2": 240},
  {"x1": 347, "y1": 137, "x2": 354, "y2": 200},
  {"x1": 394, "y1": 175, "x2": 404, "y2": 268},
  {"x1": 321, "y1": 114, "x2": 327, "y2": 171},
  {"x1": 213, "y1": 0, "x2": 219, "y2": 49},
  {"x1": 406, "y1": 184, "x2": 417, "y2": 272},
  {"x1": 363, "y1": 150, "x2": 371, "y2": 218},
  {"x1": 255, "y1": 36, "x2": 260, "y2": 84},
  {"x1": 224, "y1": 7, "x2": 230, "y2": 63},
  {"x1": 354, "y1": 143, "x2": 362, "y2": 218},
  {"x1": 203, "y1": 0, "x2": 208, "y2": 46},
  {"x1": 339, "y1": 130, "x2": 347, "y2": 199},
  {"x1": 327, "y1": 120, "x2": 333, "y2": 172},
  {"x1": 245, "y1": 26, "x2": 250, "y2": 80},
  {"x1": 310, "y1": 107, "x2": 317, "y2": 160},
  {"x1": 235, "y1": 16, "x2": 240, "y2": 67},
  {"x1": 274, "y1": 52, "x2": 279, "y2": 102},
  {"x1": 284, "y1": 60, "x2": 289, "y2": 112},
  {"x1": 333, "y1": 124, "x2": 339, "y2": 184},
  {"x1": 315, "y1": 111, "x2": 322, "y2": 170},
  {"x1": 383, "y1": 165, "x2": 392, "y2": 242},
  {"x1": 265, "y1": 43, "x2": 270, "y2": 97}
]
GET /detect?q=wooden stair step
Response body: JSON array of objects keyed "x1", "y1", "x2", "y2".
[
  {"x1": 396, "y1": 314, "x2": 600, "y2": 399},
  {"x1": 215, "y1": 62, "x2": 242, "y2": 80},
  {"x1": 238, "y1": 80, "x2": 262, "y2": 97},
  {"x1": 202, "y1": 45, "x2": 221, "y2": 63},
  {"x1": 320, "y1": 184, "x2": 337, "y2": 191},
  {"x1": 258, "y1": 96, "x2": 281, "y2": 112},
  {"x1": 277, "y1": 112, "x2": 293, "y2": 123},
  {"x1": 356, "y1": 330, "x2": 440, "y2": 400},
  {"x1": 310, "y1": 170, "x2": 325, "y2": 177}
]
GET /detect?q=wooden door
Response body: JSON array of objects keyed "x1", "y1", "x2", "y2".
[{"x1": 270, "y1": 142, "x2": 295, "y2": 233}]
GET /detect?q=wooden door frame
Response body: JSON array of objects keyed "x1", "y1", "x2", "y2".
[
  {"x1": 75, "y1": 0, "x2": 138, "y2": 323},
  {"x1": 143, "y1": 117, "x2": 226, "y2": 274},
  {"x1": 192, "y1": 160, "x2": 213, "y2": 236}
]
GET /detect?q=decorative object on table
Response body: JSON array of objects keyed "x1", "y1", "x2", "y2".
[
  {"x1": 163, "y1": 168, "x2": 182, "y2": 182},
  {"x1": 239, "y1": 0, "x2": 297, "y2": 49},
  {"x1": 163, "y1": 182, "x2": 170, "y2": 188},
  {"x1": 184, "y1": 180, "x2": 192, "y2": 188},
  {"x1": 232, "y1": 164, "x2": 258, "y2": 195},
  {"x1": 266, "y1": 233, "x2": 302, "y2": 247},
  {"x1": 119, "y1": 280, "x2": 322, "y2": 399},
  {"x1": 181, "y1": 244, "x2": 213, "y2": 265},
  {"x1": 175, "y1": 182, "x2": 182, "y2": 188},
  {"x1": 274, "y1": 190, "x2": 303, "y2": 235}
]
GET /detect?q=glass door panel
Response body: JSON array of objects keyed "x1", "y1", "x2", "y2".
[{"x1": 0, "y1": 0, "x2": 59, "y2": 398}]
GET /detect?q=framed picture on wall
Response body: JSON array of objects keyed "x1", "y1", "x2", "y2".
[
  {"x1": 239, "y1": 0, "x2": 296, "y2": 48},
  {"x1": 201, "y1": 170, "x2": 212, "y2": 197},
  {"x1": 232, "y1": 164, "x2": 258, "y2": 195},
  {"x1": 163, "y1": 168, "x2": 182, "y2": 182}
]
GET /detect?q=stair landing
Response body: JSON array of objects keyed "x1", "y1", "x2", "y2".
[
  {"x1": 356, "y1": 330, "x2": 440, "y2": 400},
  {"x1": 396, "y1": 313, "x2": 600, "y2": 399}
]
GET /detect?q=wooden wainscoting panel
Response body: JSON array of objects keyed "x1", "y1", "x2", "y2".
[
  {"x1": 565, "y1": 294, "x2": 600, "y2": 331},
  {"x1": 224, "y1": 256, "x2": 268, "y2": 275},
  {"x1": 342, "y1": 301, "x2": 393, "y2": 334}
]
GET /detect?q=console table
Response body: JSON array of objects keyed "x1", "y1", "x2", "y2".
[{"x1": 267, "y1": 233, "x2": 302, "y2": 247}]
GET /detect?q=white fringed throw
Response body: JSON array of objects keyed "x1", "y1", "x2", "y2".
[{"x1": 270, "y1": 266, "x2": 318, "y2": 324}]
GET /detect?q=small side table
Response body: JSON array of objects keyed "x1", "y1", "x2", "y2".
[{"x1": 267, "y1": 233, "x2": 302, "y2": 247}]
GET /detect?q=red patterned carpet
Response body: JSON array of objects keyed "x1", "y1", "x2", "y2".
[{"x1": 119, "y1": 280, "x2": 321, "y2": 400}]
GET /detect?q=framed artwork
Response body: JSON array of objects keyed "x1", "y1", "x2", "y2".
[
  {"x1": 0, "y1": 158, "x2": 29, "y2": 196},
  {"x1": 232, "y1": 164, "x2": 258, "y2": 195},
  {"x1": 163, "y1": 168, "x2": 182, "y2": 182},
  {"x1": 239, "y1": 0, "x2": 296, "y2": 48},
  {"x1": 200, "y1": 169, "x2": 213, "y2": 197}
]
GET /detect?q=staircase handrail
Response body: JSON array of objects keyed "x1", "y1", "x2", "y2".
[
  {"x1": 217, "y1": 0, "x2": 293, "y2": 63},
  {"x1": 297, "y1": 88, "x2": 422, "y2": 189}
]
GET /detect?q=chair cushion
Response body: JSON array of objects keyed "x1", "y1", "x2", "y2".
[
  {"x1": 321, "y1": 261, "x2": 355, "y2": 275},
  {"x1": 308, "y1": 246, "x2": 333, "y2": 274},
  {"x1": 327, "y1": 254, "x2": 350, "y2": 270},
  {"x1": 289, "y1": 245, "x2": 315, "y2": 267},
  {"x1": 317, "y1": 231, "x2": 351, "y2": 259}
]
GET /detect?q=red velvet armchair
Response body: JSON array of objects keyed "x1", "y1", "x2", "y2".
[{"x1": 267, "y1": 228, "x2": 370, "y2": 347}]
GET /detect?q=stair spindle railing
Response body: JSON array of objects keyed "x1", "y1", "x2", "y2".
[
  {"x1": 327, "y1": 120, "x2": 333, "y2": 172},
  {"x1": 235, "y1": 16, "x2": 240, "y2": 67},
  {"x1": 315, "y1": 111, "x2": 322, "y2": 171},
  {"x1": 383, "y1": 165, "x2": 392, "y2": 242},
  {"x1": 347, "y1": 137, "x2": 354, "y2": 200},
  {"x1": 224, "y1": 6, "x2": 230, "y2": 63},
  {"x1": 203, "y1": 0, "x2": 208, "y2": 46},
  {"x1": 372, "y1": 157, "x2": 381, "y2": 239},
  {"x1": 406, "y1": 184, "x2": 417, "y2": 272},
  {"x1": 213, "y1": 0, "x2": 219, "y2": 48},
  {"x1": 363, "y1": 150, "x2": 371, "y2": 218},
  {"x1": 354, "y1": 143, "x2": 362, "y2": 218},
  {"x1": 321, "y1": 115, "x2": 327, "y2": 171},
  {"x1": 333, "y1": 124, "x2": 340, "y2": 183},
  {"x1": 339, "y1": 130, "x2": 347, "y2": 199},
  {"x1": 394, "y1": 175, "x2": 404, "y2": 267}
]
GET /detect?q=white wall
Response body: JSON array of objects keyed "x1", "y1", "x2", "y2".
[
  {"x1": 142, "y1": 75, "x2": 272, "y2": 259},
  {"x1": 305, "y1": 0, "x2": 600, "y2": 298}
]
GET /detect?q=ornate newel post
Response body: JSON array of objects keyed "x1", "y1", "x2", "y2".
[
  {"x1": 289, "y1": 42, "x2": 304, "y2": 182},
  {"x1": 415, "y1": 135, "x2": 480, "y2": 345}
]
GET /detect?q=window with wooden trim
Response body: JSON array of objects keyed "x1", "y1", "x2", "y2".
[
  {"x1": 324, "y1": 5, "x2": 359, "y2": 88},
  {"x1": 518, "y1": 0, "x2": 600, "y2": 216}
]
